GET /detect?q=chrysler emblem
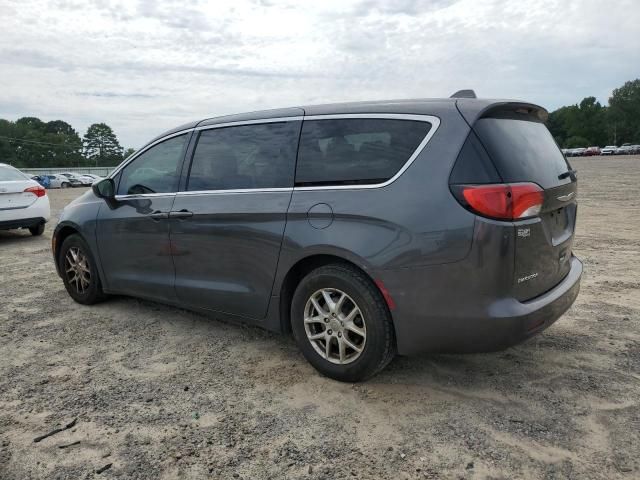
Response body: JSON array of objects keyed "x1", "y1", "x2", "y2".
[{"x1": 556, "y1": 192, "x2": 575, "y2": 202}]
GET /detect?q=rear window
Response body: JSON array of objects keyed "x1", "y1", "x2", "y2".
[
  {"x1": 295, "y1": 119, "x2": 431, "y2": 186},
  {"x1": 0, "y1": 166, "x2": 27, "y2": 181},
  {"x1": 473, "y1": 118, "x2": 571, "y2": 189}
]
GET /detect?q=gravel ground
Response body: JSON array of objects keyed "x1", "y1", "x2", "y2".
[{"x1": 1, "y1": 156, "x2": 639, "y2": 480}]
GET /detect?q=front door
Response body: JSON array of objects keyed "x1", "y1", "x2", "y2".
[
  {"x1": 96, "y1": 133, "x2": 190, "y2": 302},
  {"x1": 170, "y1": 120, "x2": 302, "y2": 319}
]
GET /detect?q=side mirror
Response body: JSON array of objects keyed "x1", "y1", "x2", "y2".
[{"x1": 92, "y1": 178, "x2": 115, "y2": 200}]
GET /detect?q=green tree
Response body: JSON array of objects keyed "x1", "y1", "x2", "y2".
[
  {"x1": 123, "y1": 147, "x2": 136, "y2": 159},
  {"x1": 576, "y1": 97, "x2": 607, "y2": 146},
  {"x1": 43, "y1": 120, "x2": 84, "y2": 167},
  {"x1": 546, "y1": 97, "x2": 607, "y2": 147},
  {"x1": 608, "y1": 79, "x2": 640, "y2": 144},
  {"x1": 565, "y1": 136, "x2": 590, "y2": 148},
  {"x1": 83, "y1": 123, "x2": 124, "y2": 166},
  {"x1": 0, "y1": 119, "x2": 19, "y2": 165},
  {"x1": 0, "y1": 117, "x2": 84, "y2": 168},
  {"x1": 547, "y1": 78, "x2": 640, "y2": 147}
]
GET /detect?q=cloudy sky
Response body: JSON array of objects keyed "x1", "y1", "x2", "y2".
[{"x1": 1, "y1": 0, "x2": 639, "y2": 148}]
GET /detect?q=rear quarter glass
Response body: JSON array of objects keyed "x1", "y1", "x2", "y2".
[
  {"x1": 473, "y1": 118, "x2": 571, "y2": 189},
  {"x1": 449, "y1": 130, "x2": 502, "y2": 184},
  {"x1": 295, "y1": 118, "x2": 431, "y2": 186}
]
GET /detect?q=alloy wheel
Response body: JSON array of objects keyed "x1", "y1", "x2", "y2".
[
  {"x1": 64, "y1": 246, "x2": 91, "y2": 294},
  {"x1": 304, "y1": 288, "x2": 366, "y2": 365}
]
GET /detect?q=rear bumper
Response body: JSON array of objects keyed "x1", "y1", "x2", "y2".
[
  {"x1": 384, "y1": 256, "x2": 582, "y2": 355},
  {"x1": 0, "y1": 196, "x2": 50, "y2": 230},
  {"x1": 0, "y1": 216, "x2": 47, "y2": 230}
]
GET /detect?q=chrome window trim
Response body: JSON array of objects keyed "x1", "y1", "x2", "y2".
[
  {"x1": 195, "y1": 116, "x2": 304, "y2": 132},
  {"x1": 108, "y1": 113, "x2": 440, "y2": 197},
  {"x1": 293, "y1": 113, "x2": 440, "y2": 191},
  {"x1": 178, "y1": 187, "x2": 293, "y2": 196},
  {"x1": 114, "y1": 192, "x2": 177, "y2": 201}
]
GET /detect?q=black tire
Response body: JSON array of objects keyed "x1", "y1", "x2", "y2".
[
  {"x1": 61, "y1": 182, "x2": 69, "y2": 189},
  {"x1": 291, "y1": 264, "x2": 395, "y2": 382},
  {"x1": 28, "y1": 223, "x2": 45, "y2": 236},
  {"x1": 58, "y1": 234, "x2": 107, "y2": 305}
]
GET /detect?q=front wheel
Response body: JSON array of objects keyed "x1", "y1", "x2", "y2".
[
  {"x1": 291, "y1": 264, "x2": 395, "y2": 382},
  {"x1": 61, "y1": 182, "x2": 69, "y2": 188},
  {"x1": 58, "y1": 234, "x2": 107, "y2": 305}
]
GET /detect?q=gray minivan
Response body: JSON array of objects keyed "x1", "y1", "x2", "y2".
[{"x1": 53, "y1": 94, "x2": 582, "y2": 381}]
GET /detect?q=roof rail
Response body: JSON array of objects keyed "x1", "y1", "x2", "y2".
[{"x1": 450, "y1": 89, "x2": 477, "y2": 99}]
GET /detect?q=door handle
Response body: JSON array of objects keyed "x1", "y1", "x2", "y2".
[
  {"x1": 149, "y1": 210, "x2": 169, "y2": 220},
  {"x1": 169, "y1": 209, "x2": 193, "y2": 219}
]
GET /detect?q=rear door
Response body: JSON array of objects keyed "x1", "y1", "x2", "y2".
[
  {"x1": 472, "y1": 112, "x2": 577, "y2": 300},
  {"x1": 0, "y1": 166, "x2": 38, "y2": 211},
  {"x1": 170, "y1": 118, "x2": 302, "y2": 319}
]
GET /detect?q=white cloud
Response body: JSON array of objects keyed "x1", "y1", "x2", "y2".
[{"x1": 0, "y1": 0, "x2": 638, "y2": 147}]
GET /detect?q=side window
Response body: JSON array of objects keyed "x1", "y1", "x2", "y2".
[
  {"x1": 187, "y1": 121, "x2": 301, "y2": 191},
  {"x1": 296, "y1": 118, "x2": 431, "y2": 186},
  {"x1": 117, "y1": 134, "x2": 188, "y2": 195}
]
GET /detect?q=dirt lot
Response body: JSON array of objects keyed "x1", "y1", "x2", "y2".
[{"x1": 1, "y1": 156, "x2": 639, "y2": 480}]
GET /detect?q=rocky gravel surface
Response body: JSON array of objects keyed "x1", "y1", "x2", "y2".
[{"x1": 1, "y1": 156, "x2": 639, "y2": 479}]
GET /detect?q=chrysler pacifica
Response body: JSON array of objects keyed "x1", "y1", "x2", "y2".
[{"x1": 53, "y1": 94, "x2": 582, "y2": 381}]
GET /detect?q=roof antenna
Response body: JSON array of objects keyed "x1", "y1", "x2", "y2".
[{"x1": 450, "y1": 89, "x2": 477, "y2": 99}]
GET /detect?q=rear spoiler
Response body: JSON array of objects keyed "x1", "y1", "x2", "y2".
[
  {"x1": 450, "y1": 89, "x2": 477, "y2": 99},
  {"x1": 456, "y1": 100, "x2": 549, "y2": 125}
]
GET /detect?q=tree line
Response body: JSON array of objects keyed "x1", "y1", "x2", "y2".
[
  {"x1": 0, "y1": 118, "x2": 135, "y2": 168},
  {"x1": 1, "y1": 78, "x2": 639, "y2": 168},
  {"x1": 547, "y1": 79, "x2": 640, "y2": 148}
]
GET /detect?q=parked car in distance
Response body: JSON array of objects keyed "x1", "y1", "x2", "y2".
[
  {"x1": 584, "y1": 146, "x2": 601, "y2": 156},
  {"x1": 570, "y1": 147, "x2": 586, "y2": 157},
  {"x1": 31, "y1": 175, "x2": 51, "y2": 188},
  {"x1": 615, "y1": 145, "x2": 633, "y2": 155},
  {"x1": 80, "y1": 173, "x2": 104, "y2": 184},
  {"x1": 631, "y1": 145, "x2": 640, "y2": 154},
  {"x1": 57, "y1": 172, "x2": 85, "y2": 187},
  {"x1": 0, "y1": 163, "x2": 50, "y2": 236},
  {"x1": 52, "y1": 95, "x2": 582, "y2": 382},
  {"x1": 601, "y1": 145, "x2": 617, "y2": 155},
  {"x1": 45, "y1": 174, "x2": 74, "y2": 189}
]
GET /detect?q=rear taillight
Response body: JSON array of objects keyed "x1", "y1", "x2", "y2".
[
  {"x1": 24, "y1": 185, "x2": 46, "y2": 198},
  {"x1": 452, "y1": 182, "x2": 544, "y2": 220}
]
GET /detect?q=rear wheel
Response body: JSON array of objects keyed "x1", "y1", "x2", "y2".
[
  {"x1": 58, "y1": 234, "x2": 107, "y2": 304},
  {"x1": 28, "y1": 223, "x2": 45, "y2": 236},
  {"x1": 291, "y1": 264, "x2": 395, "y2": 382}
]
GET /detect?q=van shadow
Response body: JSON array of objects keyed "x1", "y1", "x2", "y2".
[{"x1": 105, "y1": 294, "x2": 579, "y2": 398}]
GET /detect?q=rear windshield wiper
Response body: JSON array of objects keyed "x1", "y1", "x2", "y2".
[{"x1": 558, "y1": 169, "x2": 577, "y2": 181}]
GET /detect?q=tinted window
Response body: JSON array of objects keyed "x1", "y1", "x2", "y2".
[
  {"x1": 474, "y1": 118, "x2": 571, "y2": 189},
  {"x1": 296, "y1": 119, "x2": 431, "y2": 186},
  {"x1": 117, "y1": 134, "x2": 188, "y2": 195},
  {"x1": 0, "y1": 166, "x2": 28, "y2": 181},
  {"x1": 449, "y1": 131, "x2": 501, "y2": 184},
  {"x1": 187, "y1": 121, "x2": 301, "y2": 191}
]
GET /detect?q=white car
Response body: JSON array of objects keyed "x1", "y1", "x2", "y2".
[
  {"x1": 45, "y1": 174, "x2": 75, "y2": 189},
  {"x1": 601, "y1": 145, "x2": 617, "y2": 155},
  {"x1": 0, "y1": 163, "x2": 51, "y2": 236},
  {"x1": 79, "y1": 173, "x2": 103, "y2": 184},
  {"x1": 58, "y1": 172, "x2": 90, "y2": 186}
]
